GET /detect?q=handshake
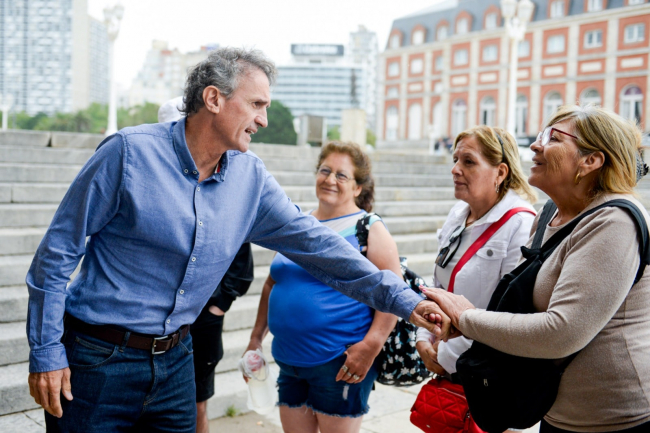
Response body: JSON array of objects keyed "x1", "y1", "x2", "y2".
[{"x1": 408, "y1": 286, "x2": 475, "y2": 340}]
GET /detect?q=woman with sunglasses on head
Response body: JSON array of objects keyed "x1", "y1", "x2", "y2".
[
  {"x1": 245, "y1": 141, "x2": 401, "y2": 433},
  {"x1": 425, "y1": 105, "x2": 650, "y2": 433},
  {"x1": 415, "y1": 126, "x2": 537, "y2": 394}
]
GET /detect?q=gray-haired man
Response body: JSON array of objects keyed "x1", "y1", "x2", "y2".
[{"x1": 27, "y1": 47, "x2": 449, "y2": 431}]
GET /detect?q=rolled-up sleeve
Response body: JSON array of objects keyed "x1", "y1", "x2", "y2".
[
  {"x1": 246, "y1": 171, "x2": 422, "y2": 321},
  {"x1": 26, "y1": 135, "x2": 125, "y2": 373}
]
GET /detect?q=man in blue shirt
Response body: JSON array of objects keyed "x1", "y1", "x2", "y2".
[{"x1": 26, "y1": 47, "x2": 449, "y2": 431}]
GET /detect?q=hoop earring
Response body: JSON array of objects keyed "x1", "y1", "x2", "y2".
[{"x1": 574, "y1": 171, "x2": 582, "y2": 185}]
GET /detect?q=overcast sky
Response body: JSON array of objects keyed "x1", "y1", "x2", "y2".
[{"x1": 88, "y1": 0, "x2": 442, "y2": 88}]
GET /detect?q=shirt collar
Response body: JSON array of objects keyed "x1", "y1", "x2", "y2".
[
  {"x1": 448, "y1": 189, "x2": 531, "y2": 227},
  {"x1": 171, "y1": 117, "x2": 229, "y2": 183}
]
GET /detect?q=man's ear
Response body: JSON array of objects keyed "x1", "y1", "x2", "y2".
[
  {"x1": 580, "y1": 151, "x2": 605, "y2": 177},
  {"x1": 202, "y1": 86, "x2": 222, "y2": 115}
]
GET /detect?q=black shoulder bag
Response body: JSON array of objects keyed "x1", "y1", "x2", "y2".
[
  {"x1": 355, "y1": 213, "x2": 432, "y2": 387},
  {"x1": 455, "y1": 199, "x2": 650, "y2": 433}
]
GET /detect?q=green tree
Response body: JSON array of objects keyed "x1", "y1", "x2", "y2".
[
  {"x1": 327, "y1": 126, "x2": 340, "y2": 141},
  {"x1": 15, "y1": 111, "x2": 48, "y2": 130},
  {"x1": 366, "y1": 129, "x2": 376, "y2": 147},
  {"x1": 118, "y1": 102, "x2": 160, "y2": 129},
  {"x1": 251, "y1": 101, "x2": 297, "y2": 145}
]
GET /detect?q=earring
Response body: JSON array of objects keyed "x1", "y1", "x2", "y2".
[
  {"x1": 495, "y1": 182, "x2": 500, "y2": 194},
  {"x1": 574, "y1": 171, "x2": 582, "y2": 185}
]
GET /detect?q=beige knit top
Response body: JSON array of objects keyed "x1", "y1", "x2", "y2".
[{"x1": 459, "y1": 194, "x2": 650, "y2": 432}]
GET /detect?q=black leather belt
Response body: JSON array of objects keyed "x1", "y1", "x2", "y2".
[{"x1": 64, "y1": 315, "x2": 190, "y2": 355}]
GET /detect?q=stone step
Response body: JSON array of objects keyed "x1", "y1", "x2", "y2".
[
  {"x1": 272, "y1": 172, "x2": 454, "y2": 188},
  {"x1": 399, "y1": 253, "x2": 436, "y2": 280},
  {"x1": 0, "y1": 146, "x2": 94, "y2": 166},
  {"x1": 0, "y1": 204, "x2": 57, "y2": 228},
  {"x1": 0, "y1": 255, "x2": 31, "y2": 288},
  {"x1": 0, "y1": 286, "x2": 29, "y2": 323},
  {"x1": 0, "y1": 409, "x2": 45, "y2": 432},
  {"x1": 261, "y1": 158, "x2": 454, "y2": 175},
  {"x1": 0, "y1": 322, "x2": 29, "y2": 367},
  {"x1": 383, "y1": 215, "x2": 447, "y2": 235},
  {"x1": 283, "y1": 186, "x2": 457, "y2": 203},
  {"x1": 0, "y1": 362, "x2": 38, "y2": 415},
  {"x1": 223, "y1": 294, "x2": 261, "y2": 332},
  {"x1": 0, "y1": 228, "x2": 46, "y2": 256},
  {"x1": 0, "y1": 163, "x2": 82, "y2": 183},
  {"x1": 0, "y1": 183, "x2": 70, "y2": 204},
  {"x1": 292, "y1": 200, "x2": 457, "y2": 218}
]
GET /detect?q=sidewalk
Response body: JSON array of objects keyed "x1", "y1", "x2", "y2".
[{"x1": 210, "y1": 382, "x2": 541, "y2": 433}]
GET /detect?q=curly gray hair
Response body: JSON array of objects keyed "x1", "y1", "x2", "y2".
[{"x1": 182, "y1": 47, "x2": 277, "y2": 116}]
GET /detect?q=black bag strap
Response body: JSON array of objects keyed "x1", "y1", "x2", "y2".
[
  {"x1": 522, "y1": 199, "x2": 649, "y2": 284},
  {"x1": 355, "y1": 212, "x2": 380, "y2": 257}
]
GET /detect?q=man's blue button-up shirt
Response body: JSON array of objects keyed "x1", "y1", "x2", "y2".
[{"x1": 26, "y1": 118, "x2": 423, "y2": 373}]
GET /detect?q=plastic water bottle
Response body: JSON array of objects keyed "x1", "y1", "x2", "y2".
[{"x1": 238, "y1": 349, "x2": 277, "y2": 414}]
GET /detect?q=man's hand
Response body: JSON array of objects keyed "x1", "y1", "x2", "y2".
[
  {"x1": 28, "y1": 368, "x2": 73, "y2": 418},
  {"x1": 421, "y1": 287, "x2": 475, "y2": 331},
  {"x1": 409, "y1": 299, "x2": 456, "y2": 341},
  {"x1": 208, "y1": 305, "x2": 225, "y2": 316},
  {"x1": 416, "y1": 340, "x2": 446, "y2": 376}
]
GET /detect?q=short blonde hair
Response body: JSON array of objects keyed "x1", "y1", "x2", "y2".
[
  {"x1": 454, "y1": 126, "x2": 538, "y2": 204},
  {"x1": 545, "y1": 104, "x2": 641, "y2": 197}
]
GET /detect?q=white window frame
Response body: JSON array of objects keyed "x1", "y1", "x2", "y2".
[
  {"x1": 550, "y1": 1, "x2": 565, "y2": 18},
  {"x1": 451, "y1": 99, "x2": 467, "y2": 137},
  {"x1": 518, "y1": 39, "x2": 530, "y2": 58},
  {"x1": 629, "y1": 0, "x2": 644, "y2": 5},
  {"x1": 435, "y1": 56, "x2": 443, "y2": 71},
  {"x1": 408, "y1": 103, "x2": 423, "y2": 140},
  {"x1": 412, "y1": 29, "x2": 425, "y2": 45},
  {"x1": 457, "y1": 18, "x2": 469, "y2": 35},
  {"x1": 544, "y1": 92, "x2": 564, "y2": 121},
  {"x1": 437, "y1": 26, "x2": 448, "y2": 41},
  {"x1": 584, "y1": 30, "x2": 603, "y2": 48},
  {"x1": 389, "y1": 34, "x2": 401, "y2": 49},
  {"x1": 479, "y1": 96, "x2": 496, "y2": 126},
  {"x1": 482, "y1": 44, "x2": 498, "y2": 62},
  {"x1": 624, "y1": 23, "x2": 645, "y2": 43},
  {"x1": 515, "y1": 95, "x2": 528, "y2": 136},
  {"x1": 387, "y1": 87, "x2": 399, "y2": 99},
  {"x1": 620, "y1": 86, "x2": 643, "y2": 123},
  {"x1": 580, "y1": 88, "x2": 602, "y2": 106},
  {"x1": 388, "y1": 62, "x2": 400, "y2": 77},
  {"x1": 410, "y1": 58, "x2": 424, "y2": 74},
  {"x1": 588, "y1": 0, "x2": 603, "y2": 12},
  {"x1": 454, "y1": 49, "x2": 469, "y2": 66},
  {"x1": 485, "y1": 13, "x2": 498, "y2": 30},
  {"x1": 547, "y1": 35, "x2": 566, "y2": 54},
  {"x1": 386, "y1": 106, "x2": 399, "y2": 140}
]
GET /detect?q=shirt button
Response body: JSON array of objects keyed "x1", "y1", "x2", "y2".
[
  {"x1": 166, "y1": 319, "x2": 170, "y2": 324},
  {"x1": 193, "y1": 170, "x2": 198, "y2": 174},
  {"x1": 191, "y1": 257, "x2": 196, "y2": 262},
  {"x1": 197, "y1": 187, "x2": 200, "y2": 191},
  {"x1": 487, "y1": 249, "x2": 493, "y2": 257},
  {"x1": 184, "y1": 169, "x2": 188, "y2": 174},
  {"x1": 179, "y1": 290, "x2": 185, "y2": 294},
  {"x1": 199, "y1": 221, "x2": 203, "y2": 226}
]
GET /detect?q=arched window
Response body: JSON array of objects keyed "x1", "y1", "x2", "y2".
[
  {"x1": 457, "y1": 18, "x2": 469, "y2": 35},
  {"x1": 550, "y1": 1, "x2": 565, "y2": 18},
  {"x1": 544, "y1": 91, "x2": 563, "y2": 121},
  {"x1": 620, "y1": 85, "x2": 643, "y2": 123},
  {"x1": 451, "y1": 99, "x2": 467, "y2": 137},
  {"x1": 408, "y1": 104, "x2": 423, "y2": 140},
  {"x1": 389, "y1": 34, "x2": 401, "y2": 49},
  {"x1": 437, "y1": 25, "x2": 448, "y2": 41},
  {"x1": 412, "y1": 29, "x2": 425, "y2": 45},
  {"x1": 485, "y1": 12, "x2": 498, "y2": 30},
  {"x1": 480, "y1": 96, "x2": 496, "y2": 126},
  {"x1": 580, "y1": 88, "x2": 602, "y2": 106},
  {"x1": 432, "y1": 102, "x2": 442, "y2": 132},
  {"x1": 515, "y1": 95, "x2": 528, "y2": 136},
  {"x1": 386, "y1": 106, "x2": 399, "y2": 140}
]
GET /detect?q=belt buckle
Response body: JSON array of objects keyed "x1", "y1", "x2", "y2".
[{"x1": 152, "y1": 335, "x2": 171, "y2": 355}]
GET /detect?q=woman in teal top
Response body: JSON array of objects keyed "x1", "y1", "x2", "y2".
[{"x1": 246, "y1": 141, "x2": 402, "y2": 433}]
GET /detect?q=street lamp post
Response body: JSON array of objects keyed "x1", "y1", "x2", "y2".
[
  {"x1": 104, "y1": 3, "x2": 124, "y2": 136},
  {"x1": 0, "y1": 94, "x2": 13, "y2": 131},
  {"x1": 501, "y1": 0, "x2": 534, "y2": 137}
]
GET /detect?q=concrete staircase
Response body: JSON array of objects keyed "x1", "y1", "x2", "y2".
[{"x1": 0, "y1": 131, "x2": 459, "y2": 430}]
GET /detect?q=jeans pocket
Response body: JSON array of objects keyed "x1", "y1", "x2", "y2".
[
  {"x1": 178, "y1": 334, "x2": 194, "y2": 356},
  {"x1": 68, "y1": 336, "x2": 118, "y2": 370}
]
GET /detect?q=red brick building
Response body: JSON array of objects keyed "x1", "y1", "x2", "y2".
[{"x1": 377, "y1": 0, "x2": 650, "y2": 148}]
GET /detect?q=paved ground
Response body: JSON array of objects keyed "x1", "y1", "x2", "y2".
[{"x1": 210, "y1": 382, "x2": 542, "y2": 433}]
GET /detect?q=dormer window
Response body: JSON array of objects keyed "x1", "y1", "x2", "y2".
[
  {"x1": 437, "y1": 25, "x2": 448, "y2": 41},
  {"x1": 457, "y1": 18, "x2": 469, "y2": 34},
  {"x1": 389, "y1": 34, "x2": 401, "y2": 49},
  {"x1": 550, "y1": 1, "x2": 565, "y2": 18},
  {"x1": 485, "y1": 13, "x2": 498, "y2": 30},
  {"x1": 588, "y1": 0, "x2": 603, "y2": 11},
  {"x1": 412, "y1": 29, "x2": 425, "y2": 45}
]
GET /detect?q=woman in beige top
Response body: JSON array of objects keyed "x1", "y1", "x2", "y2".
[{"x1": 426, "y1": 105, "x2": 650, "y2": 433}]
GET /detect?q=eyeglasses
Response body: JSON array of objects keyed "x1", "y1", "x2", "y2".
[
  {"x1": 317, "y1": 167, "x2": 352, "y2": 183},
  {"x1": 536, "y1": 127, "x2": 578, "y2": 147},
  {"x1": 435, "y1": 225, "x2": 465, "y2": 269}
]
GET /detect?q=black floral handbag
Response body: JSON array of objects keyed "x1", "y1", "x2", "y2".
[{"x1": 355, "y1": 214, "x2": 432, "y2": 387}]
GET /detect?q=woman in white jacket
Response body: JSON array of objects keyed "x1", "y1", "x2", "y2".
[{"x1": 416, "y1": 126, "x2": 537, "y2": 379}]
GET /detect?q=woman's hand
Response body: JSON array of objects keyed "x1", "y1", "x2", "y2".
[
  {"x1": 416, "y1": 340, "x2": 446, "y2": 376},
  {"x1": 421, "y1": 287, "x2": 476, "y2": 330},
  {"x1": 335, "y1": 340, "x2": 377, "y2": 384},
  {"x1": 242, "y1": 339, "x2": 263, "y2": 383}
]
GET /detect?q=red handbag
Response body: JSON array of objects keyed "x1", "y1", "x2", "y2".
[{"x1": 410, "y1": 377, "x2": 484, "y2": 433}]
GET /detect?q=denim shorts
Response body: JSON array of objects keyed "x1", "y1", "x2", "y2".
[{"x1": 275, "y1": 354, "x2": 378, "y2": 418}]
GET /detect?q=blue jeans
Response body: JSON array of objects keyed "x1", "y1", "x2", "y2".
[
  {"x1": 44, "y1": 328, "x2": 196, "y2": 432},
  {"x1": 275, "y1": 354, "x2": 378, "y2": 418}
]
